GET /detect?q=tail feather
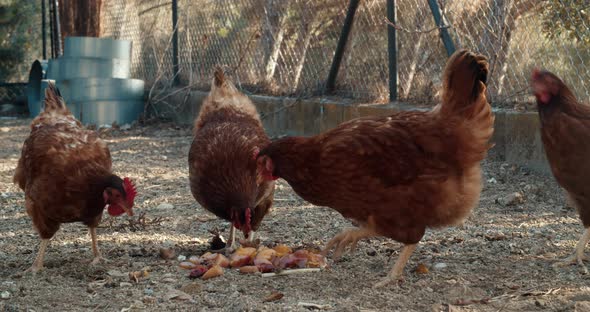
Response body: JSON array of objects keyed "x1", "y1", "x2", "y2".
[
  {"x1": 213, "y1": 66, "x2": 225, "y2": 87},
  {"x1": 440, "y1": 49, "x2": 489, "y2": 117},
  {"x1": 211, "y1": 65, "x2": 239, "y2": 94},
  {"x1": 44, "y1": 82, "x2": 67, "y2": 112}
]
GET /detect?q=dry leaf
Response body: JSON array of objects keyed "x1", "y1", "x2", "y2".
[
  {"x1": 164, "y1": 288, "x2": 192, "y2": 301},
  {"x1": 263, "y1": 291, "x2": 284, "y2": 302},
  {"x1": 415, "y1": 263, "x2": 429, "y2": 274}
]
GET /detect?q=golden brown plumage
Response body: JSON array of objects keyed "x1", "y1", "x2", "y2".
[
  {"x1": 189, "y1": 67, "x2": 275, "y2": 247},
  {"x1": 13, "y1": 83, "x2": 136, "y2": 273},
  {"x1": 532, "y1": 69, "x2": 590, "y2": 272},
  {"x1": 257, "y1": 50, "x2": 494, "y2": 286}
]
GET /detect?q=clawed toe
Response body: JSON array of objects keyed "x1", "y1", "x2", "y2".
[
  {"x1": 322, "y1": 228, "x2": 373, "y2": 260},
  {"x1": 373, "y1": 274, "x2": 403, "y2": 289},
  {"x1": 90, "y1": 256, "x2": 109, "y2": 265},
  {"x1": 552, "y1": 254, "x2": 588, "y2": 274}
]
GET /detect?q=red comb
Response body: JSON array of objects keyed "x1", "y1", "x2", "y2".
[{"x1": 123, "y1": 177, "x2": 137, "y2": 208}]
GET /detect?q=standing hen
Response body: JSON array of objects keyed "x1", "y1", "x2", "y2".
[
  {"x1": 189, "y1": 67, "x2": 275, "y2": 248},
  {"x1": 13, "y1": 83, "x2": 137, "y2": 273},
  {"x1": 531, "y1": 69, "x2": 590, "y2": 273},
  {"x1": 256, "y1": 50, "x2": 494, "y2": 286}
]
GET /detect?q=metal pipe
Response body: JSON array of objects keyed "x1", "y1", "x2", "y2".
[
  {"x1": 52, "y1": 0, "x2": 62, "y2": 57},
  {"x1": 325, "y1": 0, "x2": 360, "y2": 94},
  {"x1": 427, "y1": 0, "x2": 455, "y2": 56},
  {"x1": 386, "y1": 0, "x2": 397, "y2": 102},
  {"x1": 42, "y1": 0, "x2": 47, "y2": 59},
  {"x1": 172, "y1": 0, "x2": 180, "y2": 85},
  {"x1": 48, "y1": 0, "x2": 54, "y2": 58}
]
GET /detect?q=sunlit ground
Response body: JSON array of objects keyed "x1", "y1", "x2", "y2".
[{"x1": 1, "y1": 118, "x2": 590, "y2": 311}]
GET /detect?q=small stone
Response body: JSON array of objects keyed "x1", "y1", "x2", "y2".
[
  {"x1": 1, "y1": 291, "x2": 10, "y2": 299},
  {"x1": 121, "y1": 124, "x2": 132, "y2": 130},
  {"x1": 177, "y1": 255, "x2": 187, "y2": 262},
  {"x1": 180, "y1": 282, "x2": 202, "y2": 295},
  {"x1": 523, "y1": 184, "x2": 540, "y2": 194},
  {"x1": 157, "y1": 203, "x2": 174, "y2": 209},
  {"x1": 159, "y1": 248, "x2": 176, "y2": 260},
  {"x1": 143, "y1": 296, "x2": 156, "y2": 304},
  {"x1": 129, "y1": 247, "x2": 143, "y2": 257},
  {"x1": 433, "y1": 263, "x2": 448, "y2": 270},
  {"x1": 498, "y1": 192, "x2": 524, "y2": 206},
  {"x1": 144, "y1": 288, "x2": 154, "y2": 296},
  {"x1": 120, "y1": 282, "x2": 133, "y2": 288},
  {"x1": 132, "y1": 261, "x2": 146, "y2": 269},
  {"x1": 107, "y1": 269, "x2": 127, "y2": 277},
  {"x1": 486, "y1": 177, "x2": 497, "y2": 184}
]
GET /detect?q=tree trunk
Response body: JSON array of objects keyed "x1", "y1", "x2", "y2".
[
  {"x1": 291, "y1": 13, "x2": 320, "y2": 93},
  {"x1": 476, "y1": 0, "x2": 540, "y2": 99},
  {"x1": 261, "y1": 0, "x2": 288, "y2": 87},
  {"x1": 59, "y1": 0, "x2": 102, "y2": 38}
]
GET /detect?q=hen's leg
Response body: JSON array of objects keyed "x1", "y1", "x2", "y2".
[
  {"x1": 374, "y1": 243, "x2": 418, "y2": 288},
  {"x1": 89, "y1": 227, "x2": 107, "y2": 265},
  {"x1": 322, "y1": 227, "x2": 376, "y2": 260},
  {"x1": 553, "y1": 228, "x2": 590, "y2": 274},
  {"x1": 218, "y1": 225, "x2": 236, "y2": 256},
  {"x1": 27, "y1": 239, "x2": 50, "y2": 273},
  {"x1": 227, "y1": 225, "x2": 236, "y2": 248}
]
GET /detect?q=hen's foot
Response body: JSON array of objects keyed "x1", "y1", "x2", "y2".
[
  {"x1": 322, "y1": 227, "x2": 375, "y2": 260},
  {"x1": 90, "y1": 256, "x2": 109, "y2": 266},
  {"x1": 373, "y1": 243, "x2": 418, "y2": 288},
  {"x1": 23, "y1": 265, "x2": 43, "y2": 275},
  {"x1": 553, "y1": 228, "x2": 590, "y2": 274},
  {"x1": 553, "y1": 253, "x2": 588, "y2": 274},
  {"x1": 374, "y1": 272, "x2": 404, "y2": 288}
]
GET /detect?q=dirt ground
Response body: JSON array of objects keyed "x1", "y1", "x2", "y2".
[{"x1": 1, "y1": 118, "x2": 590, "y2": 312}]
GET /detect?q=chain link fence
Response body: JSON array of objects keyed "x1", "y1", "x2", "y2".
[{"x1": 97, "y1": 0, "x2": 589, "y2": 107}]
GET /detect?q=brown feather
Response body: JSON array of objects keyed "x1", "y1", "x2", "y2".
[
  {"x1": 534, "y1": 70, "x2": 590, "y2": 226},
  {"x1": 13, "y1": 87, "x2": 127, "y2": 239},
  {"x1": 258, "y1": 50, "x2": 494, "y2": 244},
  {"x1": 189, "y1": 68, "x2": 275, "y2": 234}
]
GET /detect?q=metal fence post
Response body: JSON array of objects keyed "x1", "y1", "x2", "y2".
[
  {"x1": 49, "y1": 0, "x2": 54, "y2": 58},
  {"x1": 52, "y1": 0, "x2": 62, "y2": 57},
  {"x1": 427, "y1": 0, "x2": 455, "y2": 56},
  {"x1": 172, "y1": 0, "x2": 180, "y2": 85},
  {"x1": 325, "y1": 0, "x2": 360, "y2": 94},
  {"x1": 386, "y1": 0, "x2": 397, "y2": 102},
  {"x1": 42, "y1": 0, "x2": 47, "y2": 59}
]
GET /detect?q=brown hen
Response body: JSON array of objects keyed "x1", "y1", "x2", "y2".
[
  {"x1": 189, "y1": 67, "x2": 275, "y2": 249},
  {"x1": 531, "y1": 69, "x2": 590, "y2": 273},
  {"x1": 256, "y1": 50, "x2": 494, "y2": 286},
  {"x1": 13, "y1": 83, "x2": 136, "y2": 273}
]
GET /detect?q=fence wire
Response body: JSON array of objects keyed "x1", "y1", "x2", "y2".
[{"x1": 98, "y1": 0, "x2": 589, "y2": 106}]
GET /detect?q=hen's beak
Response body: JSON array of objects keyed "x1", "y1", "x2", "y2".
[{"x1": 122, "y1": 203, "x2": 134, "y2": 216}]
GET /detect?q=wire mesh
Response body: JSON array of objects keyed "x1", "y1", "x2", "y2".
[
  {"x1": 0, "y1": 83, "x2": 27, "y2": 105},
  {"x1": 79, "y1": 0, "x2": 590, "y2": 105}
]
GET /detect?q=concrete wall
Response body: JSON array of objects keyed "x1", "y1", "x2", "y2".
[{"x1": 153, "y1": 89, "x2": 550, "y2": 174}]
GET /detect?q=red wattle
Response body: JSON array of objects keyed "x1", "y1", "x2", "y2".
[{"x1": 107, "y1": 204, "x2": 125, "y2": 216}]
